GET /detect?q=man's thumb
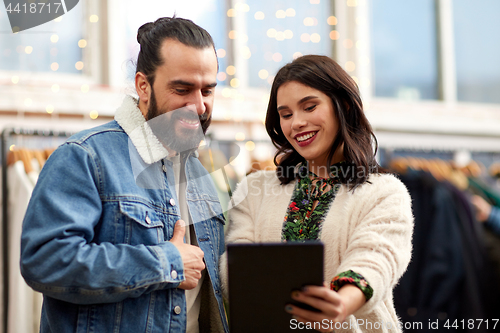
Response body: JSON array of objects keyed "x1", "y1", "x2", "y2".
[{"x1": 171, "y1": 220, "x2": 186, "y2": 243}]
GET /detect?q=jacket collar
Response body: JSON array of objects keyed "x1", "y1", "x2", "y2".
[{"x1": 114, "y1": 95, "x2": 168, "y2": 164}]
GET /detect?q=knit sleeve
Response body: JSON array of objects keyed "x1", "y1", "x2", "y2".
[
  {"x1": 330, "y1": 270, "x2": 373, "y2": 301},
  {"x1": 335, "y1": 174, "x2": 413, "y2": 317}
]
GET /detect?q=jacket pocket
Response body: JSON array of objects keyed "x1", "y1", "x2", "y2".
[{"x1": 119, "y1": 201, "x2": 164, "y2": 245}]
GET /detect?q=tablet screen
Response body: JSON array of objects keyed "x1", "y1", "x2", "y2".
[{"x1": 227, "y1": 242, "x2": 324, "y2": 332}]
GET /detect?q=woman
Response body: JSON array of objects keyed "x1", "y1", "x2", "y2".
[{"x1": 221, "y1": 55, "x2": 413, "y2": 332}]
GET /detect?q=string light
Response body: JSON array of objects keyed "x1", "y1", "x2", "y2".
[
  {"x1": 235, "y1": 132, "x2": 245, "y2": 141},
  {"x1": 230, "y1": 78, "x2": 240, "y2": 88},
  {"x1": 343, "y1": 39, "x2": 354, "y2": 48},
  {"x1": 267, "y1": 28, "x2": 277, "y2": 38},
  {"x1": 50, "y1": 34, "x2": 59, "y2": 43},
  {"x1": 217, "y1": 72, "x2": 227, "y2": 81},
  {"x1": 284, "y1": 30, "x2": 293, "y2": 39},
  {"x1": 228, "y1": 30, "x2": 237, "y2": 39},
  {"x1": 46, "y1": 105, "x2": 54, "y2": 114},
  {"x1": 235, "y1": 3, "x2": 249, "y2": 12},
  {"x1": 293, "y1": 52, "x2": 303, "y2": 59},
  {"x1": 51, "y1": 62, "x2": 59, "y2": 71},
  {"x1": 78, "y1": 39, "x2": 87, "y2": 48},
  {"x1": 245, "y1": 141, "x2": 256, "y2": 151},
  {"x1": 11, "y1": 76, "x2": 19, "y2": 84},
  {"x1": 345, "y1": 61, "x2": 356, "y2": 72},
  {"x1": 303, "y1": 17, "x2": 315, "y2": 26},
  {"x1": 227, "y1": 8, "x2": 236, "y2": 17},
  {"x1": 90, "y1": 110, "x2": 98, "y2": 119},
  {"x1": 75, "y1": 61, "x2": 84, "y2": 70},
  {"x1": 81, "y1": 84, "x2": 89, "y2": 93},
  {"x1": 226, "y1": 65, "x2": 236, "y2": 75},
  {"x1": 24, "y1": 98, "x2": 32, "y2": 106},
  {"x1": 242, "y1": 46, "x2": 251, "y2": 59},
  {"x1": 89, "y1": 15, "x2": 99, "y2": 23},
  {"x1": 285, "y1": 8, "x2": 296, "y2": 17},
  {"x1": 51, "y1": 84, "x2": 60, "y2": 92},
  {"x1": 276, "y1": 10, "x2": 286, "y2": 18},
  {"x1": 25, "y1": 46, "x2": 33, "y2": 54},
  {"x1": 272, "y1": 53, "x2": 282, "y2": 62},
  {"x1": 258, "y1": 69, "x2": 269, "y2": 79},
  {"x1": 330, "y1": 31, "x2": 340, "y2": 40},
  {"x1": 222, "y1": 88, "x2": 232, "y2": 98},
  {"x1": 301, "y1": 33, "x2": 311, "y2": 43},
  {"x1": 310, "y1": 33, "x2": 321, "y2": 43},
  {"x1": 217, "y1": 48, "x2": 226, "y2": 58},
  {"x1": 254, "y1": 11, "x2": 265, "y2": 20},
  {"x1": 327, "y1": 16, "x2": 338, "y2": 25}
]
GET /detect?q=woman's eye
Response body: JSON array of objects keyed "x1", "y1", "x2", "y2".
[
  {"x1": 280, "y1": 113, "x2": 292, "y2": 119},
  {"x1": 305, "y1": 105, "x2": 316, "y2": 112}
]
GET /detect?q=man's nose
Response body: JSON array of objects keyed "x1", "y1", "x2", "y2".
[{"x1": 188, "y1": 91, "x2": 205, "y2": 116}]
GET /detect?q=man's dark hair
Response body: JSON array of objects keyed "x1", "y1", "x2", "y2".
[
  {"x1": 136, "y1": 16, "x2": 216, "y2": 85},
  {"x1": 265, "y1": 55, "x2": 386, "y2": 190}
]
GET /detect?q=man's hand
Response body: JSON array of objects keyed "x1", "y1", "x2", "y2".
[{"x1": 170, "y1": 220, "x2": 205, "y2": 290}]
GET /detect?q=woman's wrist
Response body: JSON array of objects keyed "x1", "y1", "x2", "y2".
[{"x1": 337, "y1": 284, "x2": 366, "y2": 318}]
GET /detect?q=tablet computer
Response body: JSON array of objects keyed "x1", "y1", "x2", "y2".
[{"x1": 227, "y1": 242, "x2": 324, "y2": 333}]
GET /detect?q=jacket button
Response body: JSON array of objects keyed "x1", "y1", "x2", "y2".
[
  {"x1": 174, "y1": 306, "x2": 182, "y2": 315},
  {"x1": 162, "y1": 165, "x2": 168, "y2": 173},
  {"x1": 145, "y1": 216, "x2": 151, "y2": 224},
  {"x1": 171, "y1": 270, "x2": 177, "y2": 279},
  {"x1": 169, "y1": 198, "x2": 176, "y2": 206}
]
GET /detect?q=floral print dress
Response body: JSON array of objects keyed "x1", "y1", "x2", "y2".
[{"x1": 281, "y1": 163, "x2": 373, "y2": 301}]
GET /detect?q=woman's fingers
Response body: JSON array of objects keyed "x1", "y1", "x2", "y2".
[{"x1": 285, "y1": 286, "x2": 348, "y2": 330}]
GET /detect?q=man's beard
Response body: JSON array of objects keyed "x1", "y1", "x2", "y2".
[{"x1": 146, "y1": 88, "x2": 211, "y2": 154}]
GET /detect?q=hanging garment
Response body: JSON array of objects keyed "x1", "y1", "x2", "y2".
[
  {"x1": 393, "y1": 170, "x2": 488, "y2": 333},
  {"x1": 7, "y1": 161, "x2": 42, "y2": 333}
]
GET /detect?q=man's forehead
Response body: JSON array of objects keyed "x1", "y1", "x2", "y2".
[{"x1": 160, "y1": 39, "x2": 217, "y2": 64}]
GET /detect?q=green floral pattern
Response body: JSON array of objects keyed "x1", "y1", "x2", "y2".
[
  {"x1": 281, "y1": 162, "x2": 374, "y2": 301},
  {"x1": 331, "y1": 270, "x2": 373, "y2": 301},
  {"x1": 281, "y1": 165, "x2": 341, "y2": 241}
]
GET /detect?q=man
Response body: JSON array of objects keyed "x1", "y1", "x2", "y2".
[{"x1": 20, "y1": 17, "x2": 228, "y2": 333}]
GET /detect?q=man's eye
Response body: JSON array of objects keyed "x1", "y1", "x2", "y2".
[
  {"x1": 176, "y1": 89, "x2": 188, "y2": 94},
  {"x1": 202, "y1": 90, "x2": 213, "y2": 96}
]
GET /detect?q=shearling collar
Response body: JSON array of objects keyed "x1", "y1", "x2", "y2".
[{"x1": 114, "y1": 95, "x2": 168, "y2": 164}]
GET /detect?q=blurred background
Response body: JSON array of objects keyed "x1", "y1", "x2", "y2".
[{"x1": 1, "y1": 0, "x2": 500, "y2": 332}]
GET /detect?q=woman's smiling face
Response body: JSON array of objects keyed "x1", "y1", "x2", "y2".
[{"x1": 277, "y1": 80, "x2": 342, "y2": 169}]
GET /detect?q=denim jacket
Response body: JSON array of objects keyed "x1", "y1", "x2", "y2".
[{"x1": 20, "y1": 96, "x2": 229, "y2": 333}]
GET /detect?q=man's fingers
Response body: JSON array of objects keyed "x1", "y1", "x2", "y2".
[{"x1": 170, "y1": 220, "x2": 186, "y2": 243}]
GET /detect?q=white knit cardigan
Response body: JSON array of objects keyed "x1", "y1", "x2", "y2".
[{"x1": 220, "y1": 170, "x2": 414, "y2": 333}]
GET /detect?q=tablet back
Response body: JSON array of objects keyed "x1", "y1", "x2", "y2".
[{"x1": 227, "y1": 242, "x2": 324, "y2": 333}]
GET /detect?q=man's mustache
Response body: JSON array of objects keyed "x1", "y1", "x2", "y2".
[{"x1": 170, "y1": 108, "x2": 209, "y2": 123}]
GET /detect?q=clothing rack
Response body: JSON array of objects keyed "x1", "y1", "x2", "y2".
[{"x1": 1, "y1": 127, "x2": 73, "y2": 333}]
